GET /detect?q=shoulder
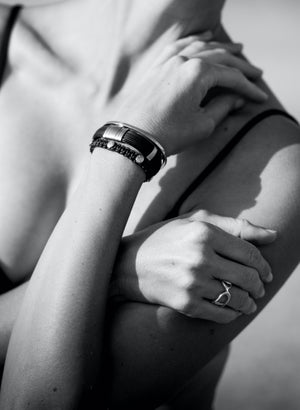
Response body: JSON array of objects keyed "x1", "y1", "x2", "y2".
[{"x1": 180, "y1": 107, "x2": 300, "y2": 220}]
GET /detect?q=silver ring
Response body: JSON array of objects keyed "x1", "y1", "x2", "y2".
[{"x1": 212, "y1": 280, "x2": 232, "y2": 307}]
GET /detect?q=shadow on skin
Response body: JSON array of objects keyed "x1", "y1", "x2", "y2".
[
  {"x1": 106, "y1": 10, "x2": 300, "y2": 408},
  {"x1": 120, "y1": 107, "x2": 299, "y2": 311},
  {"x1": 106, "y1": 110, "x2": 300, "y2": 408}
]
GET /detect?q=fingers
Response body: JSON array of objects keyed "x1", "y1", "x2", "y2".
[
  {"x1": 207, "y1": 279, "x2": 257, "y2": 315},
  {"x1": 213, "y1": 254, "x2": 265, "y2": 299},
  {"x1": 176, "y1": 275, "x2": 258, "y2": 321},
  {"x1": 157, "y1": 32, "x2": 214, "y2": 64},
  {"x1": 158, "y1": 34, "x2": 243, "y2": 65},
  {"x1": 196, "y1": 62, "x2": 268, "y2": 102},
  {"x1": 161, "y1": 37, "x2": 260, "y2": 80},
  {"x1": 189, "y1": 210, "x2": 277, "y2": 245},
  {"x1": 208, "y1": 224, "x2": 273, "y2": 283},
  {"x1": 181, "y1": 41, "x2": 243, "y2": 57},
  {"x1": 237, "y1": 219, "x2": 277, "y2": 245},
  {"x1": 180, "y1": 48, "x2": 262, "y2": 80},
  {"x1": 190, "y1": 300, "x2": 241, "y2": 324},
  {"x1": 159, "y1": 37, "x2": 267, "y2": 104},
  {"x1": 203, "y1": 94, "x2": 246, "y2": 130},
  {"x1": 200, "y1": 51, "x2": 263, "y2": 79},
  {"x1": 184, "y1": 280, "x2": 257, "y2": 321}
]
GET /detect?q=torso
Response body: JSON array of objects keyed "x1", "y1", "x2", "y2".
[{"x1": 0, "y1": 0, "x2": 280, "y2": 281}]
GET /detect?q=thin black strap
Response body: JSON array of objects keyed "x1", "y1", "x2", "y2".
[
  {"x1": 166, "y1": 109, "x2": 299, "y2": 220},
  {"x1": 0, "y1": 5, "x2": 21, "y2": 88},
  {"x1": 0, "y1": 6, "x2": 21, "y2": 293}
]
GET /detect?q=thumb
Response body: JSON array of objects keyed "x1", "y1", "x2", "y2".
[
  {"x1": 236, "y1": 218, "x2": 277, "y2": 244},
  {"x1": 189, "y1": 210, "x2": 277, "y2": 245}
]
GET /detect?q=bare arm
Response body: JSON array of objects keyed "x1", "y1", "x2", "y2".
[
  {"x1": 0, "y1": 39, "x2": 266, "y2": 408},
  {"x1": 0, "y1": 283, "x2": 28, "y2": 363},
  {"x1": 0, "y1": 36, "x2": 267, "y2": 376},
  {"x1": 0, "y1": 150, "x2": 145, "y2": 408},
  {"x1": 108, "y1": 110, "x2": 300, "y2": 408}
]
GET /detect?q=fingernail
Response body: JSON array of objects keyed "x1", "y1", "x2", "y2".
[
  {"x1": 266, "y1": 229, "x2": 277, "y2": 235},
  {"x1": 256, "y1": 286, "x2": 265, "y2": 298},
  {"x1": 250, "y1": 303, "x2": 257, "y2": 314},
  {"x1": 266, "y1": 271, "x2": 273, "y2": 283},
  {"x1": 234, "y1": 99, "x2": 245, "y2": 109}
]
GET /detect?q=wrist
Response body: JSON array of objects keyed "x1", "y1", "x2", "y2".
[
  {"x1": 88, "y1": 148, "x2": 145, "y2": 205},
  {"x1": 90, "y1": 122, "x2": 167, "y2": 181}
]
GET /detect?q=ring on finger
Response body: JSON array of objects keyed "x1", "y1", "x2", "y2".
[{"x1": 212, "y1": 280, "x2": 232, "y2": 307}]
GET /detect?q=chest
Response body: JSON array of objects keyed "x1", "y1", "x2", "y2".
[{"x1": 0, "y1": 0, "x2": 237, "y2": 280}]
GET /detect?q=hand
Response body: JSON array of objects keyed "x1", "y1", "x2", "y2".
[
  {"x1": 116, "y1": 34, "x2": 267, "y2": 156},
  {"x1": 112, "y1": 210, "x2": 277, "y2": 324}
]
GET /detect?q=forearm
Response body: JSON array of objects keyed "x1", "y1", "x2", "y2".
[
  {"x1": 0, "y1": 149, "x2": 144, "y2": 409},
  {"x1": 0, "y1": 282, "x2": 28, "y2": 363}
]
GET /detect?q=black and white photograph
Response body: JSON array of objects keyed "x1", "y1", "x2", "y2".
[{"x1": 0, "y1": 1, "x2": 299, "y2": 409}]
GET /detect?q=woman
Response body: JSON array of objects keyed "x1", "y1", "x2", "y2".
[{"x1": 0, "y1": 0, "x2": 299, "y2": 408}]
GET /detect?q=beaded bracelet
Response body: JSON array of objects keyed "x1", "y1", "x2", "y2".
[
  {"x1": 90, "y1": 122, "x2": 167, "y2": 181},
  {"x1": 90, "y1": 138, "x2": 152, "y2": 181}
]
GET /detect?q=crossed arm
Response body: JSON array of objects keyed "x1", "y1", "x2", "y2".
[
  {"x1": 106, "y1": 26, "x2": 300, "y2": 406},
  {"x1": 1, "y1": 111, "x2": 299, "y2": 409},
  {"x1": 0, "y1": 10, "x2": 299, "y2": 409},
  {"x1": 108, "y1": 116, "x2": 300, "y2": 408}
]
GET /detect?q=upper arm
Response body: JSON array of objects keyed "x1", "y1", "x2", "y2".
[{"x1": 181, "y1": 113, "x2": 300, "y2": 304}]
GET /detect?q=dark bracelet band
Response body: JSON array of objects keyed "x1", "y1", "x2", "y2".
[
  {"x1": 106, "y1": 121, "x2": 167, "y2": 165},
  {"x1": 90, "y1": 122, "x2": 167, "y2": 181},
  {"x1": 90, "y1": 139, "x2": 148, "y2": 179}
]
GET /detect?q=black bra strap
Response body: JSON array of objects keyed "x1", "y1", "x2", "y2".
[
  {"x1": 0, "y1": 5, "x2": 21, "y2": 88},
  {"x1": 166, "y1": 109, "x2": 299, "y2": 220}
]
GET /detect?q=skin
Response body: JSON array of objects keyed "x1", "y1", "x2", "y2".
[{"x1": 0, "y1": 0, "x2": 300, "y2": 408}]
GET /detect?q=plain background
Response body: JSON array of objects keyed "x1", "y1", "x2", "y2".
[{"x1": 215, "y1": 1, "x2": 300, "y2": 409}]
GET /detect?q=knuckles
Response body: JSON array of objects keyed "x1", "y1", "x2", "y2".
[
  {"x1": 213, "y1": 47, "x2": 228, "y2": 55},
  {"x1": 163, "y1": 43, "x2": 182, "y2": 56},
  {"x1": 169, "y1": 55, "x2": 188, "y2": 67},
  {"x1": 186, "y1": 221, "x2": 214, "y2": 244},
  {"x1": 172, "y1": 292, "x2": 198, "y2": 317},
  {"x1": 188, "y1": 209, "x2": 211, "y2": 221},
  {"x1": 184, "y1": 40, "x2": 205, "y2": 53},
  {"x1": 183, "y1": 58, "x2": 209, "y2": 79},
  {"x1": 172, "y1": 276, "x2": 206, "y2": 318}
]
